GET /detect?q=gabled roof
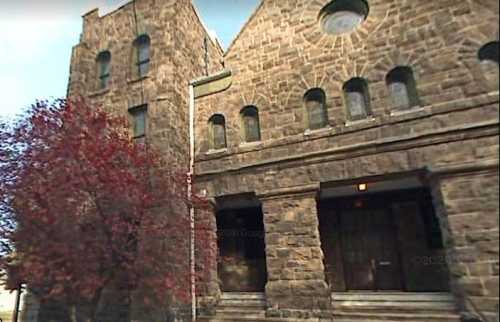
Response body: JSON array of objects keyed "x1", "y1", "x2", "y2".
[{"x1": 224, "y1": 0, "x2": 265, "y2": 56}]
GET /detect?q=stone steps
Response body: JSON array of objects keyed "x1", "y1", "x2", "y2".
[
  {"x1": 332, "y1": 292, "x2": 461, "y2": 322},
  {"x1": 334, "y1": 312, "x2": 462, "y2": 322},
  {"x1": 199, "y1": 292, "x2": 268, "y2": 322},
  {"x1": 199, "y1": 292, "x2": 462, "y2": 322}
]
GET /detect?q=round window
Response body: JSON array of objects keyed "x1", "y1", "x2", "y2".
[{"x1": 320, "y1": 0, "x2": 369, "y2": 35}]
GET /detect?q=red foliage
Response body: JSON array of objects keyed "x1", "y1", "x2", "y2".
[{"x1": 0, "y1": 99, "x2": 212, "y2": 313}]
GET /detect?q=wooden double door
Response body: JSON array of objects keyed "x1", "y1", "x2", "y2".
[
  {"x1": 320, "y1": 189, "x2": 450, "y2": 292},
  {"x1": 340, "y1": 207, "x2": 403, "y2": 291}
]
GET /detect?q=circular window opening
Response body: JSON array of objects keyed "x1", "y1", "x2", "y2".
[{"x1": 320, "y1": 0, "x2": 369, "y2": 35}]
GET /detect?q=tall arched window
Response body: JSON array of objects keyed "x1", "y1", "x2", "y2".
[
  {"x1": 386, "y1": 66, "x2": 419, "y2": 111},
  {"x1": 478, "y1": 41, "x2": 499, "y2": 86},
  {"x1": 241, "y1": 106, "x2": 261, "y2": 143},
  {"x1": 343, "y1": 78, "x2": 371, "y2": 120},
  {"x1": 96, "y1": 51, "x2": 111, "y2": 90},
  {"x1": 304, "y1": 88, "x2": 328, "y2": 130},
  {"x1": 133, "y1": 34, "x2": 151, "y2": 78},
  {"x1": 209, "y1": 114, "x2": 227, "y2": 150}
]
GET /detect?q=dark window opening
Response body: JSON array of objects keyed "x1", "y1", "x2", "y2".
[
  {"x1": 386, "y1": 66, "x2": 419, "y2": 111},
  {"x1": 344, "y1": 77, "x2": 371, "y2": 121},
  {"x1": 478, "y1": 41, "x2": 500, "y2": 87},
  {"x1": 304, "y1": 88, "x2": 328, "y2": 130},
  {"x1": 134, "y1": 35, "x2": 151, "y2": 78},
  {"x1": 478, "y1": 41, "x2": 500, "y2": 64},
  {"x1": 97, "y1": 51, "x2": 111, "y2": 90},
  {"x1": 241, "y1": 106, "x2": 261, "y2": 143},
  {"x1": 129, "y1": 105, "x2": 147, "y2": 139},
  {"x1": 208, "y1": 114, "x2": 227, "y2": 150}
]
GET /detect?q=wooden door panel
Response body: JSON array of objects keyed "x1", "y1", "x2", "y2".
[{"x1": 341, "y1": 208, "x2": 403, "y2": 291}]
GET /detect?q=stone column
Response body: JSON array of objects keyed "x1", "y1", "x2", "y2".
[
  {"x1": 430, "y1": 167, "x2": 499, "y2": 322},
  {"x1": 260, "y1": 186, "x2": 331, "y2": 319},
  {"x1": 195, "y1": 202, "x2": 221, "y2": 317}
]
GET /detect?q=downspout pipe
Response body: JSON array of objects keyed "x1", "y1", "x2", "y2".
[
  {"x1": 188, "y1": 84, "x2": 197, "y2": 322},
  {"x1": 12, "y1": 284, "x2": 22, "y2": 322}
]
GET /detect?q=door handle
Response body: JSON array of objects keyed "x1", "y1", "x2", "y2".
[{"x1": 378, "y1": 261, "x2": 392, "y2": 266}]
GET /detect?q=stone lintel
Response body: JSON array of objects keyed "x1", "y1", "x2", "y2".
[
  {"x1": 427, "y1": 159, "x2": 499, "y2": 178},
  {"x1": 257, "y1": 183, "x2": 320, "y2": 201}
]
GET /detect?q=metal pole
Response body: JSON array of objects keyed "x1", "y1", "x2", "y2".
[
  {"x1": 12, "y1": 284, "x2": 22, "y2": 322},
  {"x1": 188, "y1": 84, "x2": 197, "y2": 322}
]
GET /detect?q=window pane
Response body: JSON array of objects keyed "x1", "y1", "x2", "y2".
[
  {"x1": 100, "y1": 75, "x2": 110, "y2": 90},
  {"x1": 133, "y1": 110, "x2": 146, "y2": 137},
  {"x1": 307, "y1": 101, "x2": 326, "y2": 129},
  {"x1": 138, "y1": 62, "x2": 150, "y2": 77},
  {"x1": 390, "y1": 81, "x2": 411, "y2": 110},
  {"x1": 100, "y1": 61, "x2": 110, "y2": 77},
  {"x1": 245, "y1": 115, "x2": 260, "y2": 142},
  {"x1": 346, "y1": 91, "x2": 367, "y2": 118},
  {"x1": 138, "y1": 43, "x2": 150, "y2": 63},
  {"x1": 213, "y1": 123, "x2": 226, "y2": 149}
]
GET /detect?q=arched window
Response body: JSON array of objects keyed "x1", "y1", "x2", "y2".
[
  {"x1": 241, "y1": 106, "x2": 261, "y2": 143},
  {"x1": 386, "y1": 66, "x2": 419, "y2": 111},
  {"x1": 129, "y1": 105, "x2": 147, "y2": 139},
  {"x1": 478, "y1": 41, "x2": 499, "y2": 86},
  {"x1": 96, "y1": 51, "x2": 111, "y2": 90},
  {"x1": 133, "y1": 34, "x2": 151, "y2": 78},
  {"x1": 304, "y1": 88, "x2": 328, "y2": 130},
  {"x1": 209, "y1": 114, "x2": 227, "y2": 150},
  {"x1": 320, "y1": 0, "x2": 369, "y2": 35},
  {"x1": 343, "y1": 78, "x2": 371, "y2": 120},
  {"x1": 478, "y1": 41, "x2": 499, "y2": 64}
]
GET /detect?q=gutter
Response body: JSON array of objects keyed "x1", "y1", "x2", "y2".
[{"x1": 188, "y1": 84, "x2": 197, "y2": 321}]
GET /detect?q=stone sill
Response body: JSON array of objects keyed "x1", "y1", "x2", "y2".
[
  {"x1": 304, "y1": 126, "x2": 333, "y2": 137},
  {"x1": 206, "y1": 148, "x2": 228, "y2": 156},
  {"x1": 239, "y1": 141, "x2": 263, "y2": 151},
  {"x1": 127, "y1": 75, "x2": 150, "y2": 84},
  {"x1": 390, "y1": 106, "x2": 425, "y2": 117},
  {"x1": 345, "y1": 117, "x2": 376, "y2": 127},
  {"x1": 88, "y1": 88, "x2": 110, "y2": 98}
]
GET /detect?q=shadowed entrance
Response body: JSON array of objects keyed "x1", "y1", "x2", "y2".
[
  {"x1": 319, "y1": 177, "x2": 450, "y2": 292},
  {"x1": 216, "y1": 195, "x2": 267, "y2": 293}
]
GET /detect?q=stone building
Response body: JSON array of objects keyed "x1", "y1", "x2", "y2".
[{"x1": 25, "y1": 0, "x2": 500, "y2": 321}]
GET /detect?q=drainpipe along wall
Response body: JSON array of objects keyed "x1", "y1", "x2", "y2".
[{"x1": 188, "y1": 84, "x2": 197, "y2": 322}]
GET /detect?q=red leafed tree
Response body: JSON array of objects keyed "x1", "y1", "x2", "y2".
[{"x1": 0, "y1": 99, "x2": 211, "y2": 321}]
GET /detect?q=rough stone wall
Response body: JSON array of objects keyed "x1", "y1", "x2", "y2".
[
  {"x1": 193, "y1": 0, "x2": 499, "y2": 319},
  {"x1": 68, "y1": 0, "x2": 223, "y2": 164},
  {"x1": 432, "y1": 170, "x2": 500, "y2": 321}
]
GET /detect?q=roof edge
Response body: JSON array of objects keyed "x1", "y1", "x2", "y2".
[
  {"x1": 190, "y1": 69, "x2": 232, "y2": 86},
  {"x1": 224, "y1": 0, "x2": 265, "y2": 56},
  {"x1": 190, "y1": 1, "x2": 225, "y2": 54}
]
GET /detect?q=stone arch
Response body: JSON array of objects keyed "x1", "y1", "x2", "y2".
[{"x1": 298, "y1": 0, "x2": 391, "y2": 54}]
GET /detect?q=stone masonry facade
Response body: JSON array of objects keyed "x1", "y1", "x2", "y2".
[
  {"x1": 22, "y1": 0, "x2": 499, "y2": 321},
  {"x1": 192, "y1": 0, "x2": 499, "y2": 321}
]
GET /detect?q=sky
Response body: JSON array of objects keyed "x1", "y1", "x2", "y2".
[{"x1": 0, "y1": 0, "x2": 260, "y2": 121}]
